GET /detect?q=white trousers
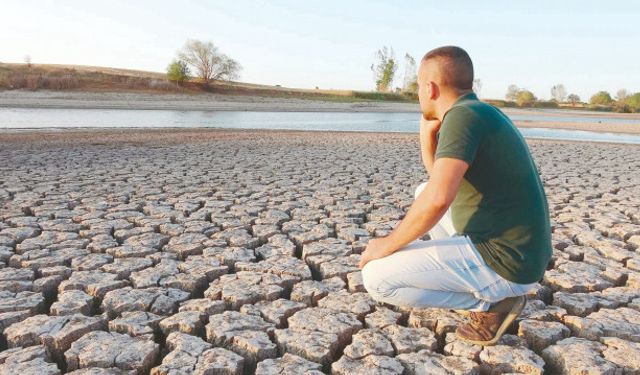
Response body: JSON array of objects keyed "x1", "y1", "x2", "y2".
[{"x1": 361, "y1": 182, "x2": 537, "y2": 311}]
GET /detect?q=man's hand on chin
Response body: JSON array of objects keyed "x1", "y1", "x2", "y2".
[
  {"x1": 358, "y1": 237, "x2": 392, "y2": 269},
  {"x1": 420, "y1": 115, "x2": 442, "y2": 135}
]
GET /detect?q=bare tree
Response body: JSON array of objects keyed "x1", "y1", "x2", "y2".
[
  {"x1": 402, "y1": 53, "x2": 417, "y2": 93},
  {"x1": 177, "y1": 40, "x2": 241, "y2": 83},
  {"x1": 24, "y1": 55, "x2": 32, "y2": 68},
  {"x1": 616, "y1": 88, "x2": 629, "y2": 102},
  {"x1": 506, "y1": 84, "x2": 520, "y2": 101},
  {"x1": 551, "y1": 84, "x2": 567, "y2": 102},
  {"x1": 473, "y1": 79, "x2": 483, "y2": 98}
]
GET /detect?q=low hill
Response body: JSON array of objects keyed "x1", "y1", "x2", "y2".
[{"x1": 0, "y1": 63, "x2": 416, "y2": 103}]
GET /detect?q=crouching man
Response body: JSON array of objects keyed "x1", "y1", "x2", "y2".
[{"x1": 359, "y1": 46, "x2": 552, "y2": 346}]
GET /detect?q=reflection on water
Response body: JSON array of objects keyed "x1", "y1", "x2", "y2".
[{"x1": 1, "y1": 108, "x2": 639, "y2": 144}]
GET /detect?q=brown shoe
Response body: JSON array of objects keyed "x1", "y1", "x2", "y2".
[{"x1": 455, "y1": 295, "x2": 526, "y2": 346}]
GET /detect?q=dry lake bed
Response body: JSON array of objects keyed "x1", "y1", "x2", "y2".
[{"x1": 0, "y1": 128, "x2": 639, "y2": 374}]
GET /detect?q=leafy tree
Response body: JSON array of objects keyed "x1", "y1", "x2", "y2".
[
  {"x1": 550, "y1": 84, "x2": 567, "y2": 102},
  {"x1": 371, "y1": 46, "x2": 397, "y2": 92},
  {"x1": 590, "y1": 91, "x2": 613, "y2": 105},
  {"x1": 516, "y1": 90, "x2": 536, "y2": 107},
  {"x1": 166, "y1": 59, "x2": 190, "y2": 84},
  {"x1": 505, "y1": 84, "x2": 520, "y2": 101},
  {"x1": 625, "y1": 92, "x2": 640, "y2": 110},
  {"x1": 178, "y1": 39, "x2": 241, "y2": 84},
  {"x1": 473, "y1": 79, "x2": 482, "y2": 97},
  {"x1": 567, "y1": 93, "x2": 581, "y2": 105}
]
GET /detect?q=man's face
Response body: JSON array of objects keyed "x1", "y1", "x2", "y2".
[{"x1": 417, "y1": 60, "x2": 437, "y2": 119}]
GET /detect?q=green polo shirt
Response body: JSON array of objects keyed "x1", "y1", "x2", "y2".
[{"x1": 434, "y1": 92, "x2": 552, "y2": 284}]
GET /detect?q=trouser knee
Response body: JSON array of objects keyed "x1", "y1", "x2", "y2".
[
  {"x1": 361, "y1": 263, "x2": 387, "y2": 300},
  {"x1": 414, "y1": 182, "x2": 428, "y2": 200}
]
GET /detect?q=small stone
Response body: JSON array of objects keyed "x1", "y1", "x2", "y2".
[
  {"x1": 552, "y1": 291, "x2": 607, "y2": 316},
  {"x1": 601, "y1": 337, "x2": 640, "y2": 373},
  {"x1": 331, "y1": 354, "x2": 404, "y2": 375},
  {"x1": 0, "y1": 290, "x2": 44, "y2": 314},
  {"x1": 0, "y1": 345, "x2": 58, "y2": 375},
  {"x1": 100, "y1": 257, "x2": 153, "y2": 279},
  {"x1": 4, "y1": 314, "x2": 107, "y2": 361},
  {"x1": 272, "y1": 328, "x2": 341, "y2": 369},
  {"x1": 347, "y1": 271, "x2": 366, "y2": 292},
  {"x1": 159, "y1": 310, "x2": 207, "y2": 336},
  {"x1": 65, "y1": 331, "x2": 159, "y2": 374},
  {"x1": 408, "y1": 308, "x2": 465, "y2": 340},
  {"x1": 517, "y1": 319, "x2": 571, "y2": 352},
  {"x1": 178, "y1": 298, "x2": 226, "y2": 315},
  {"x1": 543, "y1": 260, "x2": 613, "y2": 292},
  {"x1": 228, "y1": 330, "x2": 277, "y2": 371},
  {"x1": 289, "y1": 277, "x2": 346, "y2": 306},
  {"x1": 287, "y1": 307, "x2": 362, "y2": 346},
  {"x1": 50, "y1": 290, "x2": 95, "y2": 316},
  {"x1": 58, "y1": 271, "x2": 128, "y2": 299},
  {"x1": 105, "y1": 245, "x2": 157, "y2": 259},
  {"x1": 235, "y1": 257, "x2": 311, "y2": 281},
  {"x1": 396, "y1": 349, "x2": 480, "y2": 375},
  {"x1": 203, "y1": 246, "x2": 257, "y2": 271},
  {"x1": 255, "y1": 353, "x2": 323, "y2": 375},
  {"x1": 124, "y1": 232, "x2": 169, "y2": 250},
  {"x1": 108, "y1": 311, "x2": 164, "y2": 339},
  {"x1": 101, "y1": 287, "x2": 190, "y2": 318},
  {"x1": 205, "y1": 311, "x2": 275, "y2": 347},
  {"x1": 316, "y1": 290, "x2": 376, "y2": 320},
  {"x1": 162, "y1": 243, "x2": 203, "y2": 260},
  {"x1": 317, "y1": 254, "x2": 362, "y2": 282},
  {"x1": 66, "y1": 368, "x2": 136, "y2": 374},
  {"x1": 251, "y1": 298, "x2": 307, "y2": 328},
  {"x1": 204, "y1": 271, "x2": 289, "y2": 310},
  {"x1": 342, "y1": 329, "x2": 394, "y2": 358},
  {"x1": 381, "y1": 324, "x2": 438, "y2": 354},
  {"x1": 542, "y1": 337, "x2": 618, "y2": 375},
  {"x1": 364, "y1": 306, "x2": 403, "y2": 329},
  {"x1": 443, "y1": 332, "x2": 482, "y2": 361},
  {"x1": 71, "y1": 253, "x2": 113, "y2": 271},
  {"x1": 564, "y1": 307, "x2": 640, "y2": 342},
  {"x1": 151, "y1": 332, "x2": 244, "y2": 375},
  {"x1": 479, "y1": 345, "x2": 545, "y2": 375}
]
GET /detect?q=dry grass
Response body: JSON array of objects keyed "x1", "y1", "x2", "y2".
[{"x1": 0, "y1": 63, "x2": 416, "y2": 103}]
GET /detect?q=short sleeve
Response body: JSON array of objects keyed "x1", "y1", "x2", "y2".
[{"x1": 434, "y1": 107, "x2": 483, "y2": 165}]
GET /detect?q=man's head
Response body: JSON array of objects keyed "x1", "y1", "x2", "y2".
[{"x1": 417, "y1": 46, "x2": 474, "y2": 119}]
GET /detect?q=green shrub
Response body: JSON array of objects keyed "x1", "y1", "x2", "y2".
[
  {"x1": 590, "y1": 91, "x2": 613, "y2": 105},
  {"x1": 533, "y1": 101, "x2": 559, "y2": 109},
  {"x1": 352, "y1": 91, "x2": 412, "y2": 102},
  {"x1": 166, "y1": 60, "x2": 190, "y2": 84},
  {"x1": 516, "y1": 90, "x2": 536, "y2": 107}
]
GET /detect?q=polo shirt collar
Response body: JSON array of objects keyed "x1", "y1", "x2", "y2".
[{"x1": 452, "y1": 91, "x2": 478, "y2": 106}]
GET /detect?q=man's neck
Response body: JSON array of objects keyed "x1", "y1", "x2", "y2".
[{"x1": 435, "y1": 89, "x2": 474, "y2": 121}]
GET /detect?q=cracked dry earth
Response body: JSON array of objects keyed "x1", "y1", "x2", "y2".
[{"x1": 0, "y1": 128, "x2": 639, "y2": 375}]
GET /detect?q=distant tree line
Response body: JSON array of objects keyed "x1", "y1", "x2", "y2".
[{"x1": 501, "y1": 83, "x2": 640, "y2": 112}]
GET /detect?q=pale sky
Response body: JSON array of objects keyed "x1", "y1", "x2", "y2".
[{"x1": 1, "y1": 0, "x2": 638, "y2": 100}]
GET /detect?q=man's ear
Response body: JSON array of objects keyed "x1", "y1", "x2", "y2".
[{"x1": 429, "y1": 82, "x2": 439, "y2": 100}]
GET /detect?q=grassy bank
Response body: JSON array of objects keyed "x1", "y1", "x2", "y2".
[{"x1": 0, "y1": 63, "x2": 416, "y2": 103}]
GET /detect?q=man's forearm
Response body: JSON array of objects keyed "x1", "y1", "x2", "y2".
[
  {"x1": 380, "y1": 191, "x2": 448, "y2": 256},
  {"x1": 420, "y1": 129, "x2": 438, "y2": 176}
]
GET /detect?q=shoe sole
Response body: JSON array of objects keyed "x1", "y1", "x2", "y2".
[{"x1": 457, "y1": 295, "x2": 527, "y2": 346}]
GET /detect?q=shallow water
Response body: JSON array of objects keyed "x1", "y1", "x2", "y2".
[{"x1": 1, "y1": 107, "x2": 639, "y2": 144}]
